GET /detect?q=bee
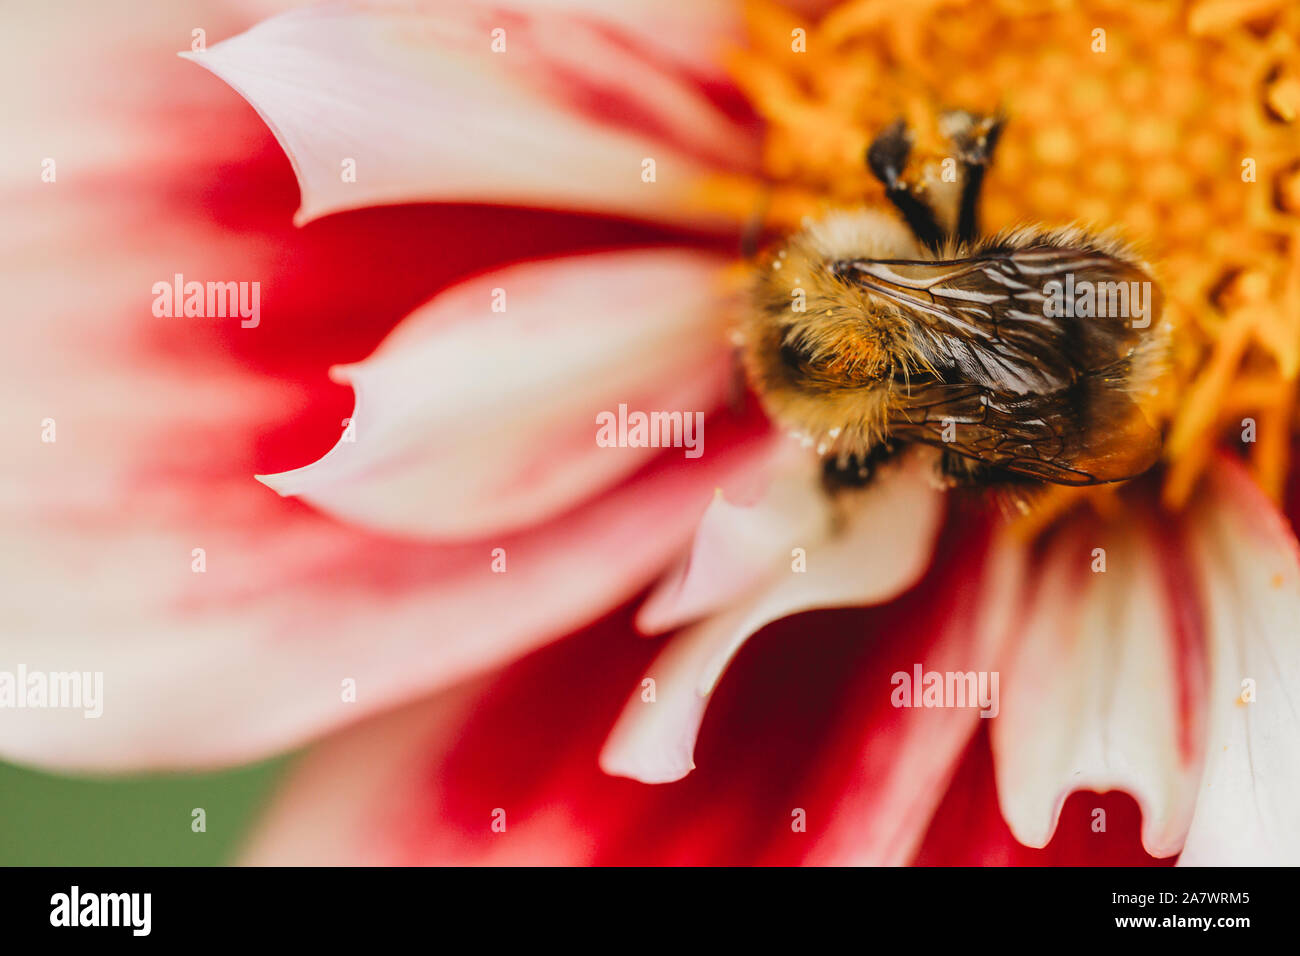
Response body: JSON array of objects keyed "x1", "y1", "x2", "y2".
[{"x1": 741, "y1": 112, "x2": 1167, "y2": 495}]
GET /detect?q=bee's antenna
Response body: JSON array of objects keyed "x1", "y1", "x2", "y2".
[
  {"x1": 952, "y1": 110, "x2": 1007, "y2": 244},
  {"x1": 866, "y1": 119, "x2": 946, "y2": 252}
]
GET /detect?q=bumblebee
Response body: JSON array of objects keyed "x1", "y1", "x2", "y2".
[{"x1": 742, "y1": 112, "x2": 1167, "y2": 493}]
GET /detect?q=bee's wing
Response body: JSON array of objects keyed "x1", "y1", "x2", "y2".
[
  {"x1": 837, "y1": 240, "x2": 1164, "y2": 484},
  {"x1": 886, "y1": 378, "x2": 1161, "y2": 485},
  {"x1": 836, "y1": 242, "x2": 1161, "y2": 394}
]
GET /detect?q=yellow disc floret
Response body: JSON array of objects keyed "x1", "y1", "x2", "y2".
[{"x1": 704, "y1": 0, "x2": 1300, "y2": 510}]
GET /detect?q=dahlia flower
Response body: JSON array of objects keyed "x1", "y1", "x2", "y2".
[{"x1": 5, "y1": 0, "x2": 1298, "y2": 866}]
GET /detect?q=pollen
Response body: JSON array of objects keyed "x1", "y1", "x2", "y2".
[{"x1": 704, "y1": 0, "x2": 1300, "y2": 510}]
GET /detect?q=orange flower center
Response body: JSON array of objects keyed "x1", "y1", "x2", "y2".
[{"x1": 703, "y1": 0, "x2": 1300, "y2": 513}]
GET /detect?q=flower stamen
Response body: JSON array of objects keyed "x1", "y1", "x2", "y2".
[{"x1": 707, "y1": 0, "x2": 1300, "y2": 509}]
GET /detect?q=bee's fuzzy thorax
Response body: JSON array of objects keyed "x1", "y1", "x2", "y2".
[
  {"x1": 741, "y1": 209, "x2": 931, "y2": 457},
  {"x1": 740, "y1": 205, "x2": 1171, "y2": 487}
]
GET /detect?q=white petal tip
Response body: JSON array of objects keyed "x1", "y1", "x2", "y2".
[
  {"x1": 633, "y1": 600, "x2": 673, "y2": 637},
  {"x1": 327, "y1": 363, "x2": 358, "y2": 385},
  {"x1": 253, "y1": 472, "x2": 293, "y2": 496},
  {"x1": 698, "y1": 660, "x2": 728, "y2": 697},
  {"x1": 598, "y1": 754, "x2": 694, "y2": 785}
]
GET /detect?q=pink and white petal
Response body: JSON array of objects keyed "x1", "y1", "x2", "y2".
[
  {"x1": 1178, "y1": 457, "x2": 1300, "y2": 865},
  {"x1": 2, "y1": 0, "x2": 304, "y2": 191},
  {"x1": 4, "y1": 195, "x2": 763, "y2": 772},
  {"x1": 802, "y1": 527, "x2": 1026, "y2": 865},
  {"x1": 252, "y1": 674, "x2": 628, "y2": 867},
  {"x1": 990, "y1": 512, "x2": 1206, "y2": 859},
  {"x1": 636, "y1": 439, "x2": 831, "y2": 634},
  {"x1": 258, "y1": 249, "x2": 733, "y2": 539},
  {"x1": 242, "y1": 564, "x2": 999, "y2": 866},
  {"x1": 0, "y1": 413, "x2": 773, "y2": 771},
  {"x1": 183, "y1": 1, "x2": 757, "y2": 228},
  {"x1": 239, "y1": 605, "x2": 700, "y2": 865},
  {"x1": 240, "y1": 682, "x2": 493, "y2": 866},
  {"x1": 915, "y1": 729, "x2": 1177, "y2": 866},
  {"x1": 2, "y1": 1, "x2": 769, "y2": 772},
  {"x1": 600, "y1": 453, "x2": 944, "y2": 784}
]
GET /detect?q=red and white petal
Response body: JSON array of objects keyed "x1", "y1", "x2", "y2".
[
  {"x1": 183, "y1": 1, "x2": 757, "y2": 227},
  {"x1": 257, "y1": 249, "x2": 734, "y2": 539},
  {"x1": 1178, "y1": 458, "x2": 1300, "y2": 865},
  {"x1": 600, "y1": 453, "x2": 944, "y2": 784},
  {"x1": 991, "y1": 511, "x2": 1206, "y2": 859},
  {"x1": 237, "y1": 607, "x2": 713, "y2": 865},
  {"x1": 636, "y1": 439, "x2": 830, "y2": 634},
  {"x1": 2, "y1": 5, "x2": 767, "y2": 770},
  {"x1": 0, "y1": 409, "x2": 771, "y2": 771},
  {"x1": 244, "y1": 674, "x2": 617, "y2": 867},
  {"x1": 802, "y1": 529, "x2": 1025, "y2": 865},
  {"x1": 915, "y1": 729, "x2": 1177, "y2": 866},
  {"x1": 241, "y1": 550, "x2": 997, "y2": 866},
  {"x1": 241, "y1": 681, "x2": 493, "y2": 866}
]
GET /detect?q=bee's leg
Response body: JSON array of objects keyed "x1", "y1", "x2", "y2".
[
  {"x1": 821, "y1": 441, "x2": 901, "y2": 494},
  {"x1": 937, "y1": 449, "x2": 1040, "y2": 516},
  {"x1": 936, "y1": 448, "x2": 989, "y2": 487},
  {"x1": 821, "y1": 441, "x2": 906, "y2": 531},
  {"x1": 941, "y1": 110, "x2": 1005, "y2": 244},
  {"x1": 866, "y1": 120, "x2": 945, "y2": 252}
]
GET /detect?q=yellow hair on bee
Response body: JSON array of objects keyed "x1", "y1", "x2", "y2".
[
  {"x1": 741, "y1": 209, "x2": 926, "y2": 459},
  {"x1": 740, "y1": 209, "x2": 1171, "y2": 484}
]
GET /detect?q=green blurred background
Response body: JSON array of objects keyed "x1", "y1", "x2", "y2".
[{"x1": 0, "y1": 757, "x2": 289, "y2": 865}]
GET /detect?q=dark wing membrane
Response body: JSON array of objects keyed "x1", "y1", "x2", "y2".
[
  {"x1": 834, "y1": 240, "x2": 1163, "y2": 484},
  {"x1": 835, "y1": 243, "x2": 1161, "y2": 396},
  {"x1": 887, "y1": 375, "x2": 1162, "y2": 485}
]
